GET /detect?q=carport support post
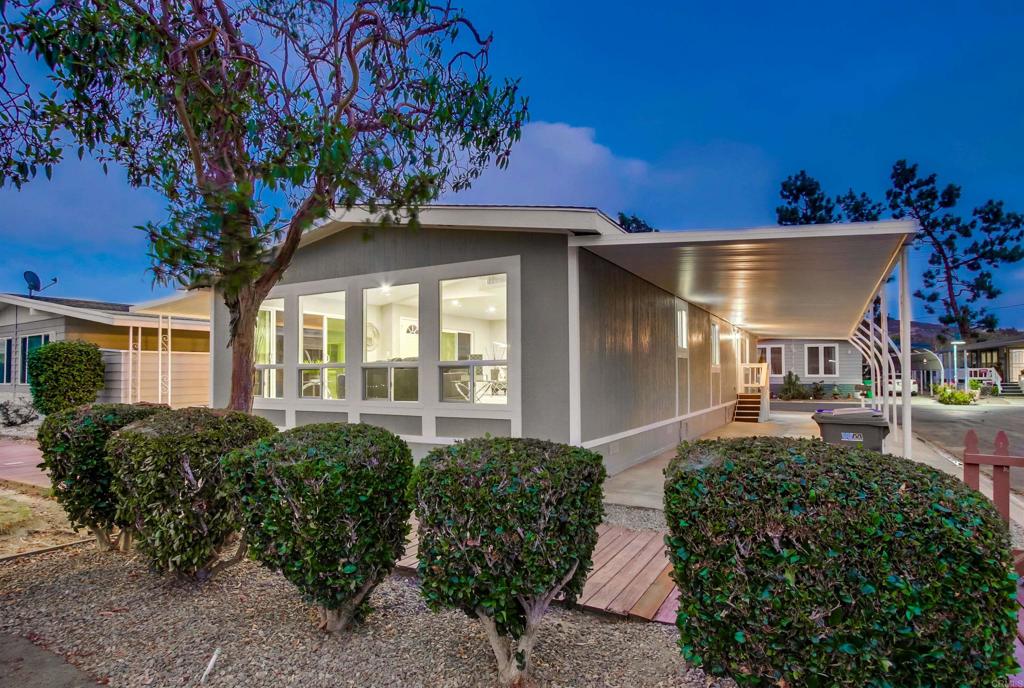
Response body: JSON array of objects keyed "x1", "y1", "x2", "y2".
[
  {"x1": 899, "y1": 248, "x2": 913, "y2": 459},
  {"x1": 878, "y1": 285, "x2": 891, "y2": 428}
]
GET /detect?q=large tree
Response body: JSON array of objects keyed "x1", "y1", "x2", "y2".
[
  {"x1": 886, "y1": 160, "x2": 1024, "y2": 337},
  {"x1": 776, "y1": 170, "x2": 882, "y2": 224},
  {"x1": 1, "y1": 0, "x2": 526, "y2": 410}
]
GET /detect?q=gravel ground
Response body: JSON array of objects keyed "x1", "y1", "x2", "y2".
[
  {"x1": 0, "y1": 546, "x2": 728, "y2": 687},
  {"x1": 602, "y1": 504, "x2": 666, "y2": 531}
]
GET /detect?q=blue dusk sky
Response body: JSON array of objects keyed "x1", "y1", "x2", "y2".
[{"x1": 1, "y1": 1, "x2": 1023, "y2": 326}]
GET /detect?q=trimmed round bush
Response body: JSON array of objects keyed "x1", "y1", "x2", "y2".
[
  {"x1": 27, "y1": 340, "x2": 105, "y2": 415},
  {"x1": 106, "y1": 407, "x2": 277, "y2": 580},
  {"x1": 415, "y1": 437, "x2": 606, "y2": 687},
  {"x1": 223, "y1": 423, "x2": 414, "y2": 632},
  {"x1": 37, "y1": 402, "x2": 168, "y2": 548},
  {"x1": 664, "y1": 437, "x2": 1017, "y2": 686}
]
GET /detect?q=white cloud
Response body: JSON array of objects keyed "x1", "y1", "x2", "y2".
[{"x1": 445, "y1": 121, "x2": 778, "y2": 229}]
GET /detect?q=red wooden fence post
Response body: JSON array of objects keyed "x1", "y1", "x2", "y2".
[
  {"x1": 994, "y1": 431, "x2": 1012, "y2": 522},
  {"x1": 964, "y1": 429, "x2": 981, "y2": 491}
]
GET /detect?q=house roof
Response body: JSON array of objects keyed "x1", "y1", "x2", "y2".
[
  {"x1": 571, "y1": 219, "x2": 918, "y2": 339},
  {"x1": 936, "y1": 336, "x2": 1024, "y2": 353},
  {"x1": 298, "y1": 204, "x2": 625, "y2": 248},
  {"x1": 6, "y1": 294, "x2": 133, "y2": 313},
  {"x1": 0, "y1": 293, "x2": 209, "y2": 331}
]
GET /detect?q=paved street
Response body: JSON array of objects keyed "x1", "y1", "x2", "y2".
[{"x1": 0, "y1": 440, "x2": 47, "y2": 489}]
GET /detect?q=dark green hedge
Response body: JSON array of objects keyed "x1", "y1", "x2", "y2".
[
  {"x1": 223, "y1": 423, "x2": 414, "y2": 631},
  {"x1": 37, "y1": 403, "x2": 167, "y2": 539},
  {"x1": 664, "y1": 437, "x2": 1017, "y2": 686},
  {"x1": 106, "y1": 407, "x2": 277, "y2": 579},
  {"x1": 27, "y1": 340, "x2": 106, "y2": 415},
  {"x1": 415, "y1": 437, "x2": 606, "y2": 638}
]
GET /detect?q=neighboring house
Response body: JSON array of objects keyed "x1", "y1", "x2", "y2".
[
  {"x1": 157, "y1": 206, "x2": 914, "y2": 475},
  {"x1": 0, "y1": 293, "x2": 211, "y2": 407},
  {"x1": 757, "y1": 339, "x2": 865, "y2": 396},
  {"x1": 936, "y1": 335, "x2": 1024, "y2": 394}
]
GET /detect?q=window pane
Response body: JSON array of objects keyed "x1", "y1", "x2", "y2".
[
  {"x1": 393, "y1": 367, "x2": 418, "y2": 401},
  {"x1": 254, "y1": 367, "x2": 283, "y2": 399},
  {"x1": 363, "y1": 368, "x2": 389, "y2": 400},
  {"x1": 676, "y1": 310, "x2": 687, "y2": 348},
  {"x1": 324, "y1": 367, "x2": 345, "y2": 400},
  {"x1": 710, "y1": 324, "x2": 720, "y2": 365},
  {"x1": 823, "y1": 345, "x2": 837, "y2": 376},
  {"x1": 300, "y1": 369, "x2": 322, "y2": 398},
  {"x1": 299, "y1": 291, "x2": 345, "y2": 364},
  {"x1": 364, "y1": 284, "x2": 419, "y2": 362},
  {"x1": 256, "y1": 298, "x2": 285, "y2": 365},
  {"x1": 440, "y1": 274, "x2": 508, "y2": 361},
  {"x1": 441, "y1": 366, "x2": 472, "y2": 402},
  {"x1": 807, "y1": 346, "x2": 821, "y2": 376},
  {"x1": 770, "y1": 347, "x2": 783, "y2": 376},
  {"x1": 475, "y1": 365, "x2": 508, "y2": 404},
  {"x1": 0, "y1": 340, "x2": 6, "y2": 384}
]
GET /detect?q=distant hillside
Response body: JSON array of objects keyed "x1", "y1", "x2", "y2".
[{"x1": 886, "y1": 319, "x2": 1023, "y2": 348}]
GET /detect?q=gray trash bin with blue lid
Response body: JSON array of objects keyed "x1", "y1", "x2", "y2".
[{"x1": 812, "y1": 409, "x2": 890, "y2": 451}]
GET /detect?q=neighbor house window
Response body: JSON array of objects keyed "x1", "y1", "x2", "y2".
[
  {"x1": 363, "y1": 283, "x2": 419, "y2": 401},
  {"x1": 710, "y1": 323, "x2": 720, "y2": 366},
  {"x1": 19, "y1": 333, "x2": 50, "y2": 384},
  {"x1": 676, "y1": 309, "x2": 688, "y2": 349},
  {"x1": 298, "y1": 291, "x2": 346, "y2": 400},
  {"x1": 438, "y1": 274, "x2": 508, "y2": 404},
  {"x1": 254, "y1": 298, "x2": 284, "y2": 398},
  {"x1": 0, "y1": 339, "x2": 11, "y2": 384},
  {"x1": 806, "y1": 344, "x2": 838, "y2": 377},
  {"x1": 759, "y1": 345, "x2": 784, "y2": 376}
]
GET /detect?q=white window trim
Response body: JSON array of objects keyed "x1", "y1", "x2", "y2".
[
  {"x1": 0, "y1": 337, "x2": 11, "y2": 385},
  {"x1": 759, "y1": 344, "x2": 785, "y2": 378},
  {"x1": 710, "y1": 322, "x2": 721, "y2": 369},
  {"x1": 675, "y1": 307, "x2": 688, "y2": 352},
  {"x1": 255, "y1": 256, "x2": 521, "y2": 436},
  {"x1": 18, "y1": 332, "x2": 54, "y2": 385},
  {"x1": 254, "y1": 306, "x2": 284, "y2": 399},
  {"x1": 804, "y1": 342, "x2": 840, "y2": 378}
]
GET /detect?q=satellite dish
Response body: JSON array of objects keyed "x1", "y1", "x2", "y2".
[
  {"x1": 24, "y1": 271, "x2": 41, "y2": 292},
  {"x1": 23, "y1": 270, "x2": 57, "y2": 297}
]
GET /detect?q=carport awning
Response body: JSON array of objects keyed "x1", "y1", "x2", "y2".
[{"x1": 571, "y1": 221, "x2": 917, "y2": 340}]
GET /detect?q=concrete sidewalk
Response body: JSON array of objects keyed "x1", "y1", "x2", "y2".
[
  {"x1": 603, "y1": 411, "x2": 971, "y2": 512},
  {"x1": 0, "y1": 636, "x2": 97, "y2": 687},
  {"x1": 0, "y1": 440, "x2": 48, "y2": 489}
]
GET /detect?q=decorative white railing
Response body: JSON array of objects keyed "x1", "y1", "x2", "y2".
[
  {"x1": 967, "y1": 367, "x2": 1002, "y2": 388},
  {"x1": 739, "y1": 362, "x2": 770, "y2": 422}
]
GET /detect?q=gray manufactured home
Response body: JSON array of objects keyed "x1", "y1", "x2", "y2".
[{"x1": 201, "y1": 206, "x2": 915, "y2": 475}]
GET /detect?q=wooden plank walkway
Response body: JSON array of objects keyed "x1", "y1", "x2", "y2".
[{"x1": 395, "y1": 522, "x2": 680, "y2": 624}]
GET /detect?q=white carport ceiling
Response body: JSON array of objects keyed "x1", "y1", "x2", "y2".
[{"x1": 571, "y1": 221, "x2": 917, "y2": 340}]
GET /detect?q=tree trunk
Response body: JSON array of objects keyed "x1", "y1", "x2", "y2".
[
  {"x1": 89, "y1": 526, "x2": 114, "y2": 550},
  {"x1": 226, "y1": 288, "x2": 263, "y2": 413}
]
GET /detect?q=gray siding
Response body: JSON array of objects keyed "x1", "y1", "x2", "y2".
[
  {"x1": 578, "y1": 250, "x2": 750, "y2": 447},
  {"x1": 578, "y1": 250, "x2": 676, "y2": 442},
  {"x1": 758, "y1": 339, "x2": 864, "y2": 388},
  {"x1": 436, "y1": 416, "x2": 512, "y2": 438},
  {"x1": 95, "y1": 350, "x2": 210, "y2": 407},
  {"x1": 212, "y1": 225, "x2": 570, "y2": 441},
  {"x1": 0, "y1": 313, "x2": 66, "y2": 395}
]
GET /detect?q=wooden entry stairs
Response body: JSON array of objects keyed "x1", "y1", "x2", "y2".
[{"x1": 734, "y1": 393, "x2": 761, "y2": 423}]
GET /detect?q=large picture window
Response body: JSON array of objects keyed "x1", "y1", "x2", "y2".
[
  {"x1": 805, "y1": 343, "x2": 838, "y2": 377},
  {"x1": 0, "y1": 338, "x2": 10, "y2": 384},
  {"x1": 298, "y1": 291, "x2": 346, "y2": 400},
  {"x1": 19, "y1": 333, "x2": 50, "y2": 384},
  {"x1": 439, "y1": 274, "x2": 508, "y2": 404},
  {"x1": 363, "y1": 284, "x2": 419, "y2": 401},
  {"x1": 254, "y1": 298, "x2": 284, "y2": 398}
]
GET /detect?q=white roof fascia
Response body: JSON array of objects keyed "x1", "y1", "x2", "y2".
[
  {"x1": 568, "y1": 220, "x2": 918, "y2": 248},
  {"x1": 0, "y1": 294, "x2": 209, "y2": 331},
  {"x1": 298, "y1": 205, "x2": 625, "y2": 248}
]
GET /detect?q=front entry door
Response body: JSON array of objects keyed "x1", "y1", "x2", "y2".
[{"x1": 1011, "y1": 349, "x2": 1024, "y2": 382}]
